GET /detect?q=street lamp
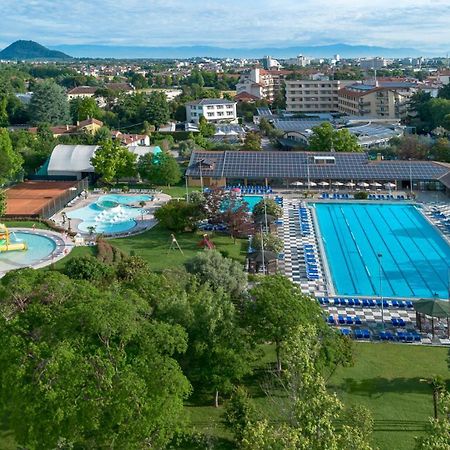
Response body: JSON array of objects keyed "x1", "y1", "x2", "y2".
[{"x1": 377, "y1": 253, "x2": 384, "y2": 330}]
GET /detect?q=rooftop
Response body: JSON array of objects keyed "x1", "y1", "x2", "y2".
[{"x1": 187, "y1": 98, "x2": 236, "y2": 106}]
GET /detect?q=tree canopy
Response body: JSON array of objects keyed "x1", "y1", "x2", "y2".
[
  {"x1": 137, "y1": 151, "x2": 181, "y2": 186},
  {"x1": 309, "y1": 122, "x2": 362, "y2": 152},
  {"x1": 0, "y1": 269, "x2": 191, "y2": 449},
  {"x1": 0, "y1": 127, "x2": 23, "y2": 184},
  {"x1": 90, "y1": 139, "x2": 137, "y2": 183},
  {"x1": 28, "y1": 79, "x2": 70, "y2": 125}
]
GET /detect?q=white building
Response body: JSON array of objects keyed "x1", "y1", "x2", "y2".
[
  {"x1": 186, "y1": 99, "x2": 237, "y2": 124},
  {"x1": 359, "y1": 58, "x2": 388, "y2": 70}
]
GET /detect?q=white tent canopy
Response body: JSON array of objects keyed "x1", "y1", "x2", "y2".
[{"x1": 358, "y1": 182, "x2": 370, "y2": 187}]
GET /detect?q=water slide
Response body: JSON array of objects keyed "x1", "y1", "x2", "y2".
[{"x1": 0, "y1": 224, "x2": 27, "y2": 253}]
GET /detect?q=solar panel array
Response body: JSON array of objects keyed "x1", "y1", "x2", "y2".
[
  {"x1": 186, "y1": 151, "x2": 449, "y2": 182},
  {"x1": 273, "y1": 119, "x2": 330, "y2": 133}
]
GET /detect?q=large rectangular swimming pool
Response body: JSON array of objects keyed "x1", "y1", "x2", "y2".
[{"x1": 315, "y1": 203, "x2": 450, "y2": 299}]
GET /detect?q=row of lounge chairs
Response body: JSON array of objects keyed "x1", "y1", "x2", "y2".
[
  {"x1": 320, "y1": 193, "x2": 351, "y2": 199},
  {"x1": 367, "y1": 194, "x2": 406, "y2": 200},
  {"x1": 339, "y1": 328, "x2": 421, "y2": 342},
  {"x1": 304, "y1": 244, "x2": 320, "y2": 281},
  {"x1": 225, "y1": 185, "x2": 273, "y2": 194},
  {"x1": 317, "y1": 297, "x2": 414, "y2": 309},
  {"x1": 328, "y1": 315, "x2": 363, "y2": 325},
  {"x1": 299, "y1": 206, "x2": 311, "y2": 236}
]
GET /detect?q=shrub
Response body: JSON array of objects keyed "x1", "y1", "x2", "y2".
[
  {"x1": 354, "y1": 191, "x2": 368, "y2": 200},
  {"x1": 251, "y1": 233, "x2": 284, "y2": 253},
  {"x1": 252, "y1": 199, "x2": 282, "y2": 219},
  {"x1": 64, "y1": 256, "x2": 114, "y2": 283},
  {"x1": 155, "y1": 199, "x2": 205, "y2": 232}
]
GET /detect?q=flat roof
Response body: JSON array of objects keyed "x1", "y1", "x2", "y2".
[{"x1": 186, "y1": 151, "x2": 449, "y2": 182}]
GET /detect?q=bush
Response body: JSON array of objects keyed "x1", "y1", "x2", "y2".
[
  {"x1": 354, "y1": 191, "x2": 368, "y2": 200},
  {"x1": 155, "y1": 199, "x2": 205, "y2": 232},
  {"x1": 64, "y1": 256, "x2": 114, "y2": 283}
]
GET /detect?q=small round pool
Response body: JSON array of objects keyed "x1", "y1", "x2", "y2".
[
  {"x1": 0, "y1": 232, "x2": 57, "y2": 273},
  {"x1": 67, "y1": 194, "x2": 151, "y2": 234}
]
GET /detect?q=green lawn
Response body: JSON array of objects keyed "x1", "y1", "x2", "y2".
[
  {"x1": 1, "y1": 221, "x2": 50, "y2": 230},
  {"x1": 110, "y1": 224, "x2": 246, "y2": 271},
  {"x1": 185, "y1": 343, "x2": 450, "y2": 450}
]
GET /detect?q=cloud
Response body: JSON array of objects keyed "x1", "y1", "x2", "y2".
[{"x1": 0, "y1": 0, "x2": 449, "y2": 53}]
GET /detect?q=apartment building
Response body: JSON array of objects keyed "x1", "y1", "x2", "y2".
[
  {"x1": 285, "y1": 77, "x2": 354, "y2": 113},
  {"x1": 337, "y1": 81, "x2": 417, "y2": 119},
  {"x1": 236, "y1": 68, "x2": 292, "y2": 102},
  {"x1": 186, "y1": 99, "x2": 237, "y2": 124}
]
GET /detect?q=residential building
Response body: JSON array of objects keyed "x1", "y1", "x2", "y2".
[
  {"x1": 285, "y1": 76, "x2": 354, "y2": 113},
  {"x1": 186, "y1": 99, "x2": 237, "y2": 124},
  {"x1": 67, "y1": 83, "x2": 134, "y2": 101},
  {"x1": 236, "y1": 68, "x2": 292, "y2": 102},
  {"x1": 337, "y1": 81, "x2": 417, "y2": 119},
  {"x1": 28, "y1": 118, "x2": 104, "y2": 138},
  {"x1": 359, "y1": 58, "x2": 388, "y2": 70},
  {"x1": 261, "y1": 56, "x2": 282, "y2": 70},
  {"x1": 111, "y1": 131, "x2": 150, "y2": 147}
]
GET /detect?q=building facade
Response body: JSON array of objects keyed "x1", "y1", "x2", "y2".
[
  {"x1": 337, "y1": 82, "x2": 417, "y2": 119},
  {"x1": 285, "y1": 78, "x2": 353, "y2": 113},
  {"x1": 186, "y1": 99, "x2": 237, "y2": 124}
]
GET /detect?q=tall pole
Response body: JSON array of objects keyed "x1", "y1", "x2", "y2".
[
  {"x1": 199, "y1": 162, "x2": 204, "y2": 192},
  {"x1": 409, "y1": 158, "x2": 413, "y2": 195},
  {"x1": 378, "y1": 253, "x2": 384, "y2": 330},
  {"x1": 260, "y1": 225, "x2": 265, "y2": 275},
  {"x1": 307, "y1": 155, "x2": 311, "y2": 190},
  {"x1": 185, "y1": 174, "x2": 189, "y2": 202}
]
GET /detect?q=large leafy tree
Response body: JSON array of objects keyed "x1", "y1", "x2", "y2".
[
  {"x1": 0, "y1": 127, "x2": 23, "y2": 184},
  {"x1": 146, "y1": 91, "x2": 170, "y2": 127},
  {"x1": 243, "y1": 132, "x2": 262, "y2": 151},
  {"x1": 70, "y1": 96, "x2": 102, "y2": 122},
  {"x1": 137, "y1": 151, "x2": 181, "y2": 186},
  {"x1": 182, "y1": 284, "x2": 254, "y2": 407},
  {"x1": 91, "y1": 139, "x2": 137, "y2": 183},
  {"x1": 253, "y1": 198, "x2": 283, "y2": 218},
  {"x1": 154, "y1": 199, "x2": 205, "y2": 232},
  {"x1": 246, "y1": 275, "x2": 325, "y2": 373},
  {"x1": 0, "y1": 269, "x2": 191, "y2": 449},
  {"x1": 0, "y1": 189, "x2": 6, "y2": 216},
  {"x1": 185, "y1": 250, "x2": 248, "y2": 299},
  {"x1": 28, "y1": 79, "x2": 70, "y2": 125},
  {"x1": 309, "y1": 122, "x2": 361, "y2": 152}
]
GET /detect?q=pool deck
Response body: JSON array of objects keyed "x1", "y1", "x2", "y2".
[
  {"x1": 51, "y1": 192, "x2": 171, "y2": 238},
  {"x1": 0, "y1": 228, "x2": 74, "y2": 278}
]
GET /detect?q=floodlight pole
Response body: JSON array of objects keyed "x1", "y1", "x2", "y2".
[
  {"x1": 378, "y1": 253, "x2": 384, "y2": 330},
  {"x1": 307, "y1": 155, "x2": 311, "y2": 190},
  {"x1": 409, "y1": 158, "x2": 413, "y2": 195},
  {"x1": 260, "y1": 225, "x2": 265, "y2": 275}
]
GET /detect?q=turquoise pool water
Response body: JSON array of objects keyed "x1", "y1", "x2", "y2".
[
  {"x1": 67, "y1": 194, "x2": 150, "y2": 234},
  {"x1": 315, "y1": 203, "x2": 450, "y2": 299},
  {"x1": 222, "y1": 195, "x2": 264, "y2": 212},
  {"x1": 0, "y1": 232, "x2": 57, "y2": 273}
]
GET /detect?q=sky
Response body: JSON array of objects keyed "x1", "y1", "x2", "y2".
[{"x1": 1, "y1": 0, "x2": 449, "y2": 53}]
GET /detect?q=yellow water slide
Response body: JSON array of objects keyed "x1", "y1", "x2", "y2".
[{"x1": 0, "y1": 223, "x2": 27, "y2": 253}]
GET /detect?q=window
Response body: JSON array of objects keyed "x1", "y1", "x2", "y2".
[
  {"x1": 227, "y1": 111, "x2": 234, "y2": 116},
  {"x1": 217, "y1": 112, "x2": 224, "y2": 116},
  {"x1": 226, "y1": 105, "x2": 233, "y2": 109},
  {"x1": 216, "y1": 105, "x2": 224, "y2": 109},
  {"x1": 207, "y1": 112, "x2": 214, "y2": 117}
]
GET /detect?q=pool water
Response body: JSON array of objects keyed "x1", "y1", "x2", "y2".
[
  {"x1": 67, "y1": 194, "x2": 150, "y2": 234},
  {"x1": 0, "y1": 232, "x2": 57, "y2": 273},
  {"x1": 315, "y1": 203, "x2": 450, "y2": 299},
  {"x1": 222, "y1": 195, "x2": 264, "y2": 212}
]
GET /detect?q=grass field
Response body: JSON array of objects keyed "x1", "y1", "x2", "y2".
[
  {"x1": 1, "y1": 220, "x2": 50, "y2": 230},
  {"x1": 110, "y1": 224, "x2": 246, "y2": 271},
  {"x1": 184, "y1": 343, "x2": 450, "y2": 450}
]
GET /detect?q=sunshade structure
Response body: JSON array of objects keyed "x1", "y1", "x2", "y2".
[
  {"x1": 358, "y1": 182, "x2": 370, "y2": 187},
  {"x1": 318, "y1": 181, "x2": 329, "y2": 187},
  {"x1": 308, "y1": 181, "x2": 317, "y2": 187},
  {"x1": 346, "y1": 182, "x2": 356, "y2": 187},
  {"x1": 248, "y1": 250, "x2": 278, "y2": 275},
  {"x1": 370, "y1": 182, "x2": 382, "y2": 187},
  {"x1": 385, "y1": 182, "x2": 396, "y2": 189},
  {"x1": 413, "y1": 298, "x2": 450, "y2": 338},
  {"x1": 290, "y1": 181, "x2": 303, "y2": 186}
]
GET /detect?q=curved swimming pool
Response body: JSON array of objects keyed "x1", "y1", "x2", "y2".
[
  {"x1": 0, "y1": 232, "x2": 57, "y2": 273},
  {"x1": 67, "y1": 194, "x2": 151, "y2": 234}
]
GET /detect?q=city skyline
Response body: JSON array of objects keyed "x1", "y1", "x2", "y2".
[{"x1": 1, "y1": 0, "x2": 449, "y2": 54}]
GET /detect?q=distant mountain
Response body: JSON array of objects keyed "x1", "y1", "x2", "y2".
[
  {"x1": 0, "y1": 40, "x2": 72, "y2": 60},
  {"x1": 51, "y1": 42, "x2": 422, "y2": 59}
]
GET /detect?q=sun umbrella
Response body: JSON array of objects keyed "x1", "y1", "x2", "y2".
[
  {"x1": 346, "y1": 182, "x2": 356, "y2": 187},
  {"x1": 290, "y1": 181, "x2": 303, "y2": 186},
  {"x1": 358, "y1": 182, "x2": 370, "y2": 188},
  {"x1": 333, "y1": 181, "x2": 344, "y2": 186},
  {"x1": 231, "y1": 187, "x2": 241, "y2": 192},
  {"x1": 370, "y1": 182, "x2": 382, "y2": 187},
  {"x1": 308, "y1": 181, "x2": 317, "y2": 187},
  {"x1": 385, "y1": 182, "x2": 396, "y2": 189},
  {"x1": 318, "y1": 181, "x2": 329, "y2": 187}
]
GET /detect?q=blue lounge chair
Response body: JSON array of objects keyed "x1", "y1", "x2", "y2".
[
  {"x1": 355, "y1": 316, "x2": 362, "y2": 325},
  {"x1": 346, "y1": 316, "x2": 354, "y2": 325},
  {"x1": 327, "y1": 315, "x2": 335, "y2": 324},
  {"x1": 338, "y1": 315, "x2": 345, "y2": 325}
]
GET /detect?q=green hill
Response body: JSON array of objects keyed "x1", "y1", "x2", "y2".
[{"x1": 0, "y1": 40, "x2": 72, "y2": 60}]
